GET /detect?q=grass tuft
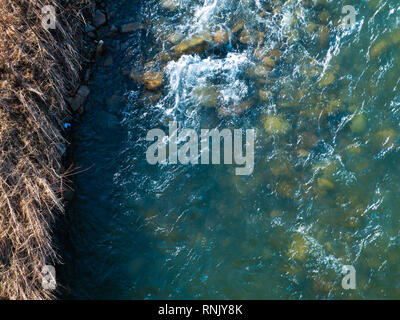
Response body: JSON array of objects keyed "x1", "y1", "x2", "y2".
[{"x1": 0, "y1": 0, "x2": 87, "y2": 299}]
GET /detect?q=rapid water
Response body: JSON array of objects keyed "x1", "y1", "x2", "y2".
[{"x1": 59, "y1": 0, "x2": 400, "y2": 299}]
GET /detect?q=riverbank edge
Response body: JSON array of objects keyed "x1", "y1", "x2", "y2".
[{"x1": 0, "y1": 0, "x2": 104, "y2": 299}]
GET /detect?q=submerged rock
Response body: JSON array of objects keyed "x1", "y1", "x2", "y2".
[
  {"x1": 167, "y1": 31, "x2": 185, "y2": 44},
  {"x1": 108, "y1": 25, "x2": 119, "y2": 37},
  {"x1": 318, "y1": 25, "x2": 330, "y2": 48},
  {"x1": 306, "y1": 22, "x2": 318, "y2": 34},
  {"x1": 313, "y1": 159, "x2": 338, "y2": 177},
  {"x1": 161, "y1": 0, "x2": 179, "y2": 10},
  {"x1": 374, "y1": 128, "x2": 397, "y2": 148},
  {"x1": 256, "y1": 32, "x2": 265, "y2": 43},
  {"x1": 102, "y1": 55, "x2": 113, "y2": 67},
  {"x1": 129, "y1": 68, "x2": 142, "y2": 82},
  {"x1": 264, "y1": 116, "x2": 290, "y2": 135},
  {"x1": 121, "y1": 22, "x2": 144, "y2": 33},
  {"x1": 318, "y1": 70, "x2": 335, "y2": 87},
  {"x1": 350, "y1": 114, "x2": 367, "y2": 133},
  {"x1": 254, "y1": 64, "x2": 272, "y2": 77},
  {"x1": 174, "y1": 33, "x2": 211, "y2": 56},
  {"x1": 288, "y1": 234, "x2": 309, "y2": 261},
  {"x1": 93, "y1": 10, "x2": 106, "y2": 28},
  {"x1": 69, "y1": 85, "x2": 90, "y2": 112},
  {"x1": 218, "y1": 100, "x2": 252, "y2": 116},
  {"x1": 270, "y1": 160, "x2": 291, "y2": 177},
  {"x1": 231, "y1": 20, "x2": 245, "y2": 34},
  {"x1": 213, "y1": 29, "x2": 229, "y2": 45},
  {"x1": 259, "y1": 89, "x2": 272, "y2": 101},
  {"x1": 370, "y1": 39, "x2": 389, "y2": 59},
  {"x1": 142, "y1": 70, "x2": 163, "y2": 90},
  {"x1": 96, "y1": 40, "x2": 106, "y2": 58},
  {"x1": 268, "y1": 48, "x2": 282, "y2": 61},
  {"x1": 233, "y1": 100, "x2": 252, "y2": 115},
  {"x1": 142, "y1": 91, "x2": 162, "y2": 103},
  {"x1": 326, "y1": 99, "x2": 342, "y2": 113},
  {"x1": 296, "y1": 149, "x2": 310, "y2": 157},
  {"x1": 345, "y1": 143, "x2": 362, "y2": 154},
  {"x1": 262, "y1": 56, "x2": 275, "y2": 68},
  {"x1": 254, "y1": 47, "x2": 268, "y2": 60},
  {"x1": 318, "y1": 10, "x2": 330, "y2": 24},
  {"x1": 239, "y1": 29, "x2": 252, "y2": 44},
  {"x1": 270, "y1": 210, "x2": 282, "y2": 218},
  {"x1": 192, "y1": 86, "x2": 219, "y2": 107},
  {"x1": 317, "y1": 177, "x2": 334, "y2": 190},
  {"x1": 277, "y1": 181, "x2": 296, "y2": 198}
]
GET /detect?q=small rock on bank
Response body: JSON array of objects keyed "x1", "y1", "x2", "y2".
[
  {"x1": 68, "y1": 85, "x2": 90, "y2": 112},
  {"x1": 93, "y1": 10, "x2": 106, "y2": 28}
]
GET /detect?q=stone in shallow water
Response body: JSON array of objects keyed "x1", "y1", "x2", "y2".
[
  {"x1": 326, "y1": 99, "x2": 342, "y2": 113},
  {"x1": 129, "y1": 68, "x2": 142, "y2": 82},
  {"x1": 167, "y1": 31, "x2": 185, "y2": 44},
  {"x1": 218, "y1": 100, "x2": 252, "y2": 116},
  {"x1": 233, "y1": 100, "x2": 253, "y2": 114},
  {"x1": 93, "y1": 10, "x2": 106, "y2": 28},
  {"x1": 318, "y1": 10, "x2": 330, "y2": 24},
  {"x1": 174, "y1": 33, "x2": 211, "y2": 56},
  {"x1": 318, "y1": 70, "x2": 335, "y2": 87},
  {"x1": 121, "y1": 22, "x2": 144, "y2": 34},
  {"x1": 231, "y1": 20, "x2": 245, "y2": 34},
  {"x1": 313, "y1": 159, "x2": 337, "y2": 177},
  {"x1": 254, "y1": 64, "x2": 272, "y2": 77},
  {"x1": 286, "y1": 29, "x2": 299, "y2": 45},
  {"x1": 254, "y1": 47, "x2": 268, "y2": 60},
  {"x1": 256, "y1": 32, "x2": 265, "y2": 43},
  {"x1": 270, "y1": 160, "x2": 291, "y2": 177},
  {"x1": 318, "y1": 25, "x2": 330, "y2": 48},
  {"x1": 239, "y1": 29, "x2": 252, "y2": 44},
  {"x1": 317, "y1": 177, "x2": 334, "y2": 190},
  {"x1": 69, "y1": 85, "x2": 90, "y2": 112},
  {"x1": 142, "y1": 91, "x2": 162, "y2": 103},
  {"x1": 391, "y1": 29, "x2": 400, "y2": 44},
  {"x1": 270, "y1": 210, "x2": 282, "y2": 218},
  {"x1": 296, "y1": 149, "x2": 309, "y2": 157},
  {"x1": 102, "y1": 55, "x2": 113, "y2": 67},
  {"x1": 142, "y1": 70, "x2": 163, "y2": 90},
  {"x1": 345, "y1": 143, "x2": 362, "y2": 154},
  {"x1": 370, "y1": 39, "x2": 389, "y2": 59},
  {"x1": 268, "y1": 48, "x2": 282, "y2": 60},
  {"x1": 192, "y1": 86, "x2": 219, "y2": 107},
  {"x1": 264, "y1": 116, "x2": 290, "y2": 135},
  {"x1": 306, "y1": 22, "x2": 318, "y2": 34},
  {"x1": 262, "y1": 56, "x2": 275, "y2": 68},
  {"x1": 288, "y1": 234, "x2": 309, "y2": 261},
  {"x1": 160, "y1": 0, "x2": 178, "y2": 10},
  {"x1": 350, "y1": 114, "x2": 367, "y2": 133},
  {"x1": 374, "y1": 128, "x2": 397, "y2": 148},
  {"x1": 213, "y1": 29, "x2": 229, "y2": 45},
  {"x1": 259, "y1": 89, "x2": 272, "y2": 101},
  {"x1": 277, "y1": 180, "x2": 296, "y2": 198}
]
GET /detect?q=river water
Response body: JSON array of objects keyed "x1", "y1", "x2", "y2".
[{"x1": 59, "y1": 0, "x2": 400, "y2": 299}]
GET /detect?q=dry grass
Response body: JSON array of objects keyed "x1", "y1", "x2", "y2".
[{"x1": 0, "y1": 0, "x2": 87, "y2": 299}]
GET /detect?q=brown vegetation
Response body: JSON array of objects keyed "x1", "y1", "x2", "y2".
[{"x1": 0, "y1": 0, "x2": 86, "y2": 299}]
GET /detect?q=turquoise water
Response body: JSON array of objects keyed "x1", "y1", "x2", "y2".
[{"x1": 59, "y1": 0, "x2": 400, "y2": 299}]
